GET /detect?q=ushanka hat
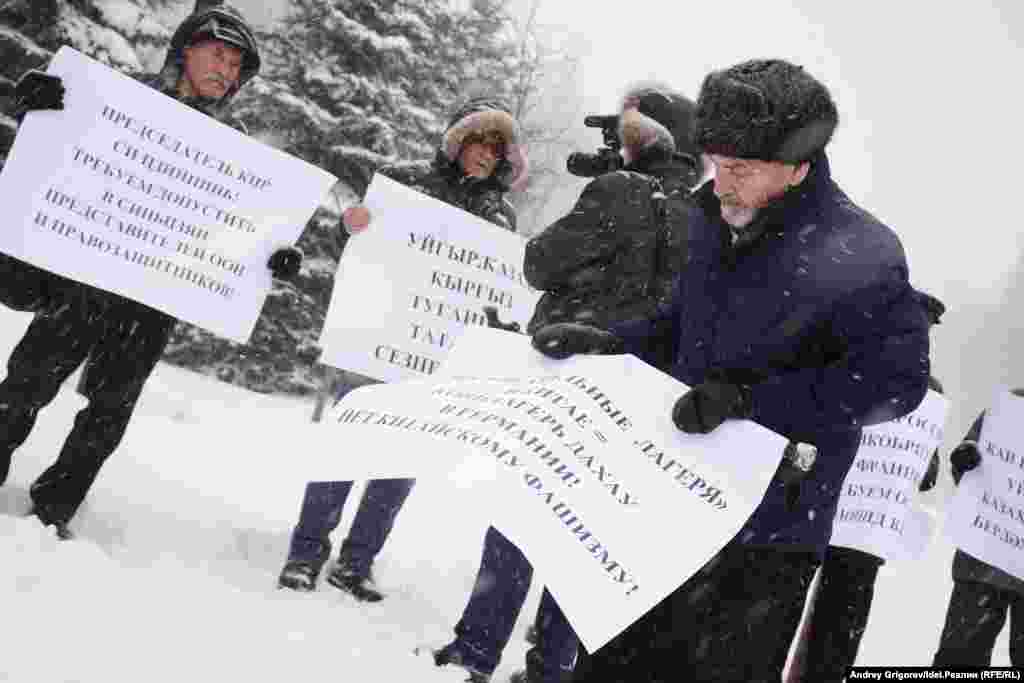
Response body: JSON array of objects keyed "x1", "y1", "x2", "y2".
[{"x1": 694, "y1": 59, "x2": 838, "y2": 164}]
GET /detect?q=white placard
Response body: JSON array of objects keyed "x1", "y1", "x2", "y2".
[
  {"x1": 0, "y1": 47, "x2": 337, "y2": 342},
  {"x1": 318, "y1": 173, "x2": 541, "y2": 382},
  {"x1": 830, "y1": 390, "x2": 949, "y2": 561},
  {"x1": 947, "y1": 389, "x2": 1024, "y2": 581},
  {"x1": 310, "y1": 327, "x2": 785, "y2": 651}
]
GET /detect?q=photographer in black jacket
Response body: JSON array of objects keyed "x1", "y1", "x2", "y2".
[{"x1": 436, "y1": 83, "x2": 702, "y2": 683}]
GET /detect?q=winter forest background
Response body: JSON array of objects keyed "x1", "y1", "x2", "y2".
[{"x1": 0, "y1": 0, "x2": 589, "y2": 397}]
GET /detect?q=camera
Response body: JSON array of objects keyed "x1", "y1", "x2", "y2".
[{"x1": 566, "y1": 114, "x2": 624, "y2": 178}]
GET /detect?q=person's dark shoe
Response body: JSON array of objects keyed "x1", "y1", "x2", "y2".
[
  {"x1": 433, "y1": 641, "x2": 492, "y2": 683},
  {"x1": 509, "y1": 648, "x2": 575, "y2": 683},
  {"x1": 326, "y1": 564, "x2": 384, "y2": 602},
  {"x1": 277, "y1": 560, "x2": 319, "y2": 591},
  {"x1": 28, "y1": 505, "x2": 73, "y2": 540},
  {"x1": 509, "y1": 670, "x2": 576, "y2": 683}
]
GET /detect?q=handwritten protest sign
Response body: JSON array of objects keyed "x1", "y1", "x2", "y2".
[
  {"x1": 0, "y1": 47, "x2": 336, "y2": 342},
  {"x1": 318, "y1": 174, "x2": 541, "y2": 382},
  {"x1": 947, "y1": 389, "x2": 1024, "y2": 581},
  {"x1": 830, "y1": 390, "x2": 949, "y2": 561},
  {"x1": 284, "y1": 327, "x2": 785, "y2": 651}
]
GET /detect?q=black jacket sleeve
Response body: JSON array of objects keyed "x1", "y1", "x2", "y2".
[
  {"x1": 524, "y1": 172, "x2": 642, "y2": 291},
  {"x1": 749, "y1": 266, "x2": 931, "y2": 435}
]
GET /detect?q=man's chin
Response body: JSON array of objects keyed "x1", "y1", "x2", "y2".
[{"x1": 720, "y1": 204, "x2": 757, "y2": 228}]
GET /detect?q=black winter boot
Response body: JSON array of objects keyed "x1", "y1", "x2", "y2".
[
  {"x1": 326, "y1": 564, "x2": 384, "y2": 602},
  {"x1": 28, "y1": 503, "x2": 73, "y2": 540},
  {"x1": 433, "y1": 641, "x2": 493, "y2": 683},
  {"x1": 277, "y1": 560, "x2": 320, "y2": 591}
]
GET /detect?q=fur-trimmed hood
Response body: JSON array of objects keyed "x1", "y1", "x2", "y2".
[
  {"x1": 440, "y1": 95, "x2": 529, "y2": 191},
  {"x1": 618, "y1": 83, "x2": 698, "y2": 160},
  {"x1": 152, "y1": 3, "x2": 260, "y2": 119}
]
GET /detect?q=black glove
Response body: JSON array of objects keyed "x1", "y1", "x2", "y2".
[
  {"x1": 531, "y1": 322, "x2": 624, "y2": 360},
  {"x1": 11, "y1": 71, "x2": 65, "y2": 121},
  {"x1": 267, "y1": 247, "x2": 302, "y2": 280},
  {"x1": 950, "y1": 441, "x2": 981, "y2": 485},
  {"x1": 672, "y1": 376, "x2": 753, "y2": 434}
]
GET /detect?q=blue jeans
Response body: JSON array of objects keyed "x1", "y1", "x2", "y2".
[
  {"x1": 286, "y1": 478, "x2": 415, "y2": 578},
  {"x1": 453, "y1": 526, "x2": 579, "y2": 680}
]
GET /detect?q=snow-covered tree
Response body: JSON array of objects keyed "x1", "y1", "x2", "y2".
[{"x1": 0, "y1": 0, "x2": 583, "y2": 396}]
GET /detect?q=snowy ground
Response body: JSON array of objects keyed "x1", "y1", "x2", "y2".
[{"x1": 0, "y1": 306, "x2": 1010, "y2": 682}]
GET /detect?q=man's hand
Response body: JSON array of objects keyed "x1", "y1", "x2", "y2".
[
  {"x1": 11, "y1": 71, "x2": 64, "y2": 121},
  {"x1": 267, "y1": 247, "x2": 302, "y2": 280},
  {"x1": 342, "y1": 206, "x2": 371, "y2": 234},
  {"x1": 531, "y1": 322, "x2": 624, "y2": 360},
  {"x1": 950, "y1": 440, "x2": 981, "y2": 485},
  {"x1": 672, "y1": 377, "x2": 753, "y2": 434}
]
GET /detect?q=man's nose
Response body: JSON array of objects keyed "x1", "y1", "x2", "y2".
[{"x1": 712, "y1": 171, "x2": 735, "y2": 197}]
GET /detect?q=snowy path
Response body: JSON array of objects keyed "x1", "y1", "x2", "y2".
[{"x1": 0, "y1": 308, "x2": 1011, "y2": 681}]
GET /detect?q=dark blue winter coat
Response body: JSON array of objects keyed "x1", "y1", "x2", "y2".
[{"x1": 612, "y1": 152, "x2": 930, "y2": 556}]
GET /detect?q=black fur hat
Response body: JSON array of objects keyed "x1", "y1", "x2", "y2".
[{"x1": 694, "y1": 59, "x2": 838, "y2": 164}]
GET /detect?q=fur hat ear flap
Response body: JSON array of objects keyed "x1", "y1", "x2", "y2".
[
  {"x1": 618, "y1": 83, "x2": 698, "y2": 164},
  {"x1": 618, "y1": 106, "x2": 676, "y2": 161}
]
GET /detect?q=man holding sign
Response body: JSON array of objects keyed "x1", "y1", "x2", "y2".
[
  {"x1": 535, "y1": 59, "x2": 931, "y2": 681},
  {"x1": 0, "y1": 2, "x2": 302, "y2": 539},
  {"x1": 934, "y1": 388, "x2": 1024, "y2": 667}
]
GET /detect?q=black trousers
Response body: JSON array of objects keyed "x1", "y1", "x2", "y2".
[
  {"x1": 934, "y1": 580, "x2": 1024, "y2": 667},
  {"x1": 0, "y1": 254, "x2": 65, "y2": 313},
  {"x1": 801, "y1": 545, "x2": 883, "y2": 682},
  {"x1": 0, "y1": 285, "x2": 175, "y2": 523},
  {"x1": 574, "y1": 545, "x2": 819, "y2": 683}
]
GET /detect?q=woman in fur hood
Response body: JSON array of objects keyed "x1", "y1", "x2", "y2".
[
  {"x1": 341, "y1": 93, "x2": 528, "y2": 235},
  {"x1": 278, "y1": 92, "x2": 528, "y2": 604}
]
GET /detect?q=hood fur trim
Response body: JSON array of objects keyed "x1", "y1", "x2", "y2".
[{"x1": 442, "y1": 100, "x2": 529, "y2": 191}]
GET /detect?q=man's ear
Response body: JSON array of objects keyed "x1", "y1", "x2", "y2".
[{"x1": 791, "y1": 161, "x2": 810, "y2": 186}]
